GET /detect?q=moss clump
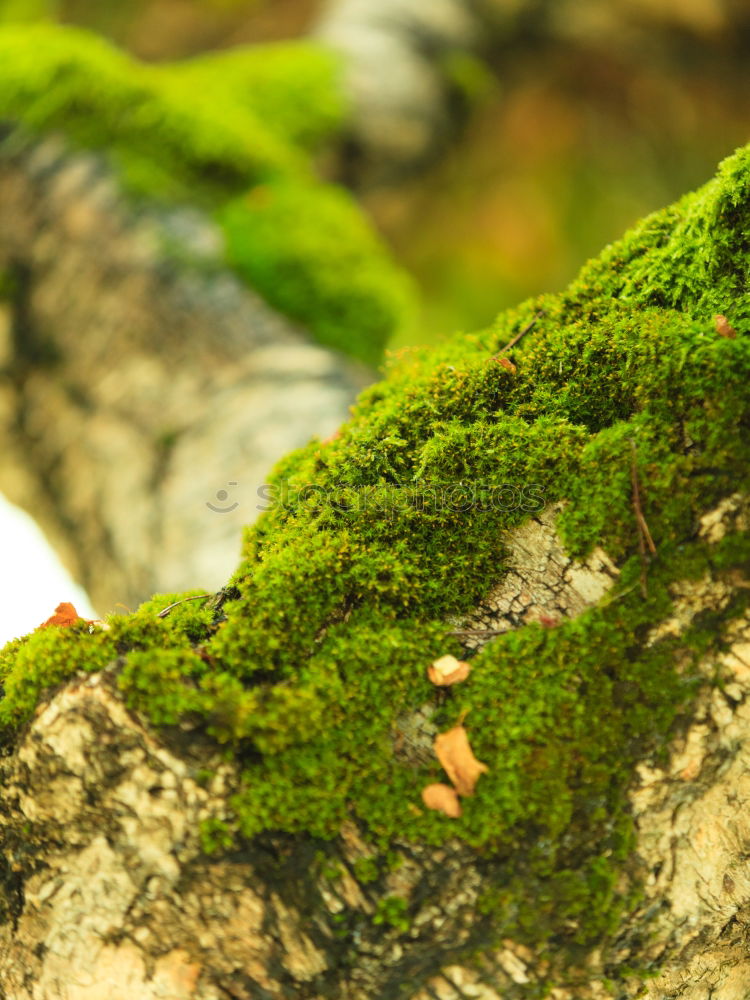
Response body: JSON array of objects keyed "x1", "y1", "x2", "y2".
[
  {"x1": 165, "y1": 41, "x2": 345, "y2": 154},
  {"x1": 0, "y1": 23, "x2": 415, "y2": 363},
  {"x1": 222, "y1": 180, "x2": 415, "y2": 365},
  {"x1": 374, "y1": 895, "x2": 411, "y2": 934},
  {"x1": 0, "y1": 25, "x2": 296, "y2": 199},
  {"x1": 0, "y1": 610, "x2": 162, "y2": 728},
  {"x1": 2, "y1": 147, "x2": 750, "y2": 963}
]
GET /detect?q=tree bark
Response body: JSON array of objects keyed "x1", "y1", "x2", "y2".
[
  {"x1": 1, "y1": 497, "x2": 749, "y2": 998},
  {"x1": 0, "y1": 133, "x2": 367, "y2": 614}
]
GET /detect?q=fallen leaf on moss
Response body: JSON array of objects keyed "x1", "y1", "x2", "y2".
[
  {"x1": 36, "y1": 602, "x2": 106, "y2": 632},
  {"x1": 496, "y1": 357, "x2": 517, "y2": 372},
  {"x1": 37, "y1": 602, "x2": 83, "y2": 630},
  {"x1": 427, "y1": 654, "x2": 471, "y2": 686},
  {"x1": 715, "y1": 314, "x2": 737, "y2": 339},
  {"x1": 421, "y1": 783, "x2": 462, "y2": 817},
  {"x1": 434, "y1": 726, "x2": 489, "y2": 796}
]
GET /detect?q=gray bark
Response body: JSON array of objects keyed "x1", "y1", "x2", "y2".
[
  {"x1": 0, "y1": 132, "x2": 368, "y2": 614},
  {"x1": 314, "y1": 0, "x2": 487, "y2": 185}
]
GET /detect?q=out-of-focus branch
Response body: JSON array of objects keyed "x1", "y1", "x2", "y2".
[{"x1": 0, "y1": 135, "x2": 367, "y2": 614}]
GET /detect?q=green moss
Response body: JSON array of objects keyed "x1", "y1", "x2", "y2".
[
  {"x1": 373, "y1": 895, "x2": 410, "y2": 934},
  {"x1": 136, "y1": 590, "x2": 214, "y2": 645},
  {"x1": 2, "y1": 146, "x2": 750, "y2": 970},
  {"x1": 222, "y1": 179, "x2": 416, "y2": 364},
  {"x1": 166, "y1": 41, "x2": 345, "y2": 154},
  {"x1": 567, "y1": 143, "x2": 750, "y2": 328},
  {"x1": 199, "y1": 816, "x2": 235, "y2": 855},
  {"x1": 353, "y1": 856, "x2": 380, "y2": 884},
  {"x1": 0, "y1": 25, "x2": 296, "y2": 200},
  {"x1": 0, "y1": 23, "x2": 415, "y2": 362}
]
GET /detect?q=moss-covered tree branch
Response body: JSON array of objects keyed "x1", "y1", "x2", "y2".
[{"x1": 1, "y1": 141, "x2": 749, "y2": 996}]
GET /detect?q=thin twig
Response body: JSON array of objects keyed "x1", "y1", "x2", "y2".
[
  {"x1": 630, "y1": 442, "x2": 657, "y2": 555},
  {"x1": 600, "y1": 579, "x2": 642, "y2": 607},
  {"x1": 492, "y1": 308, "x2": 546, "y2": 358},
  {"x1": 630, "y1": 440, "x2": 656, "y2": 596},
  {"x1": 448, "y1": 628, "x2": 505, "y2": 637},
  {"x1": 157, "y1": 594, "x2": 212, "y2": 618}
]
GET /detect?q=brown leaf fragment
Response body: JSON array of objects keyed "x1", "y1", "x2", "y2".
[
  {"x1": 715, "y1": 314, "x2": 737, "y2": 339},
  {"x1": 37, "y1": 602, "x2": 83, "y2": 630},
  {"x1": 496, "y1": 357, "x2": 517, "y2": 373},
  {"x1": 87, "y1": 620, "x2": 111, "y2": 632},
  {"x1": 421, "y1": 783, "x2": 462, "y2": 818},
  {"x1": 427, "y1": 654, "x2": 471, "y2": 686},
  {"x1": 434, "y1": 726, "x2": 489, "y2": 797}
]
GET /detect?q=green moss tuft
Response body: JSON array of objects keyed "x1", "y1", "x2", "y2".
[
  {"x1": 222, "y1": 179, "x2": 416, "y2": 365},
  {"x1": 373, "y1": 895, "x2": 411, "y2": 933},
  {"x1": 0, "y1": 623, "x2": 117, "y2": 728},
  {"x1": 166, "y1": 41, "x2": 346, "y2": 154},
  {"x1": 0, "y1": 24, "x2": 296, "y2": 200}
]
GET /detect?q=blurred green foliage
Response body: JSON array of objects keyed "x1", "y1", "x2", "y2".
[
  {"x1": 222, "y1": 180, "x2": 414, "y2": 365},
  {"x1": 0, "y1": 21, "x2": 415, "y2": 362},
  {"x1": 2, "y1": 0, "x2": 748, "y2": 354},
  {"x1": 0, "y1": 0, "x2": 58, "y2": 22}
]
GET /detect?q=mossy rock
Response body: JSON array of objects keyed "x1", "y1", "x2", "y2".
[
  {"x1": 1, "y1": 138, "x2": 749, "y2": 965},
  {"x1": 0, "y1": 22, "x2": 415, "y2": 363}
]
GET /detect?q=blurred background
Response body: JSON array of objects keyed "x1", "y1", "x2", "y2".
[
  {"x1": 3, "y1": 0, "x2": 745, "y2": 341},
  {"x1": 1, "y1": 0, "x2": 749, "y2": 642}
]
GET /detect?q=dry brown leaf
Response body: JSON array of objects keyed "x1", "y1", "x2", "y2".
[
  {"x1": 37, "y1": 602, "x2": 104, "y2": 632},
  {"x1": 37, "y1": 602, "x2": 83, "y2": 630},
  {"x1": 715, "y1": 314, "x2": 737, "y2": 339},
  {"x1": 434, "y1": 726, "x2": 489, "y2": 796},
  {"x1": 421, "y1": 783, "x2": 462, "y2": 818},
  {"x1": 427, "y1": 654, "x2": 471, "y2": 686},
  {"x1": 497, "y1": 357, "x2": 517, "y2": 373}
]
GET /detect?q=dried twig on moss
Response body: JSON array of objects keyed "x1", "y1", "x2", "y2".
[
  {"x1": 157, "y1": 594, "x2": 212, "y2": 619},
  {"x1": 448, "y1": 628, "x2": 504, "y2": 637},
  {"x1": 493, "y1": 308, "x2": 546, "y2": 358},
  {"x1": 630, "y1": 440, "x2": 657, "y2": 596}
]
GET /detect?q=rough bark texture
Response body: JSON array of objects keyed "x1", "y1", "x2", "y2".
[
  {"x1": 1, "y1": 497, "x2": 749, "y2": 998},
  {"x1": 0, "y1": 133, "x2": 367, "y2": 614}
]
